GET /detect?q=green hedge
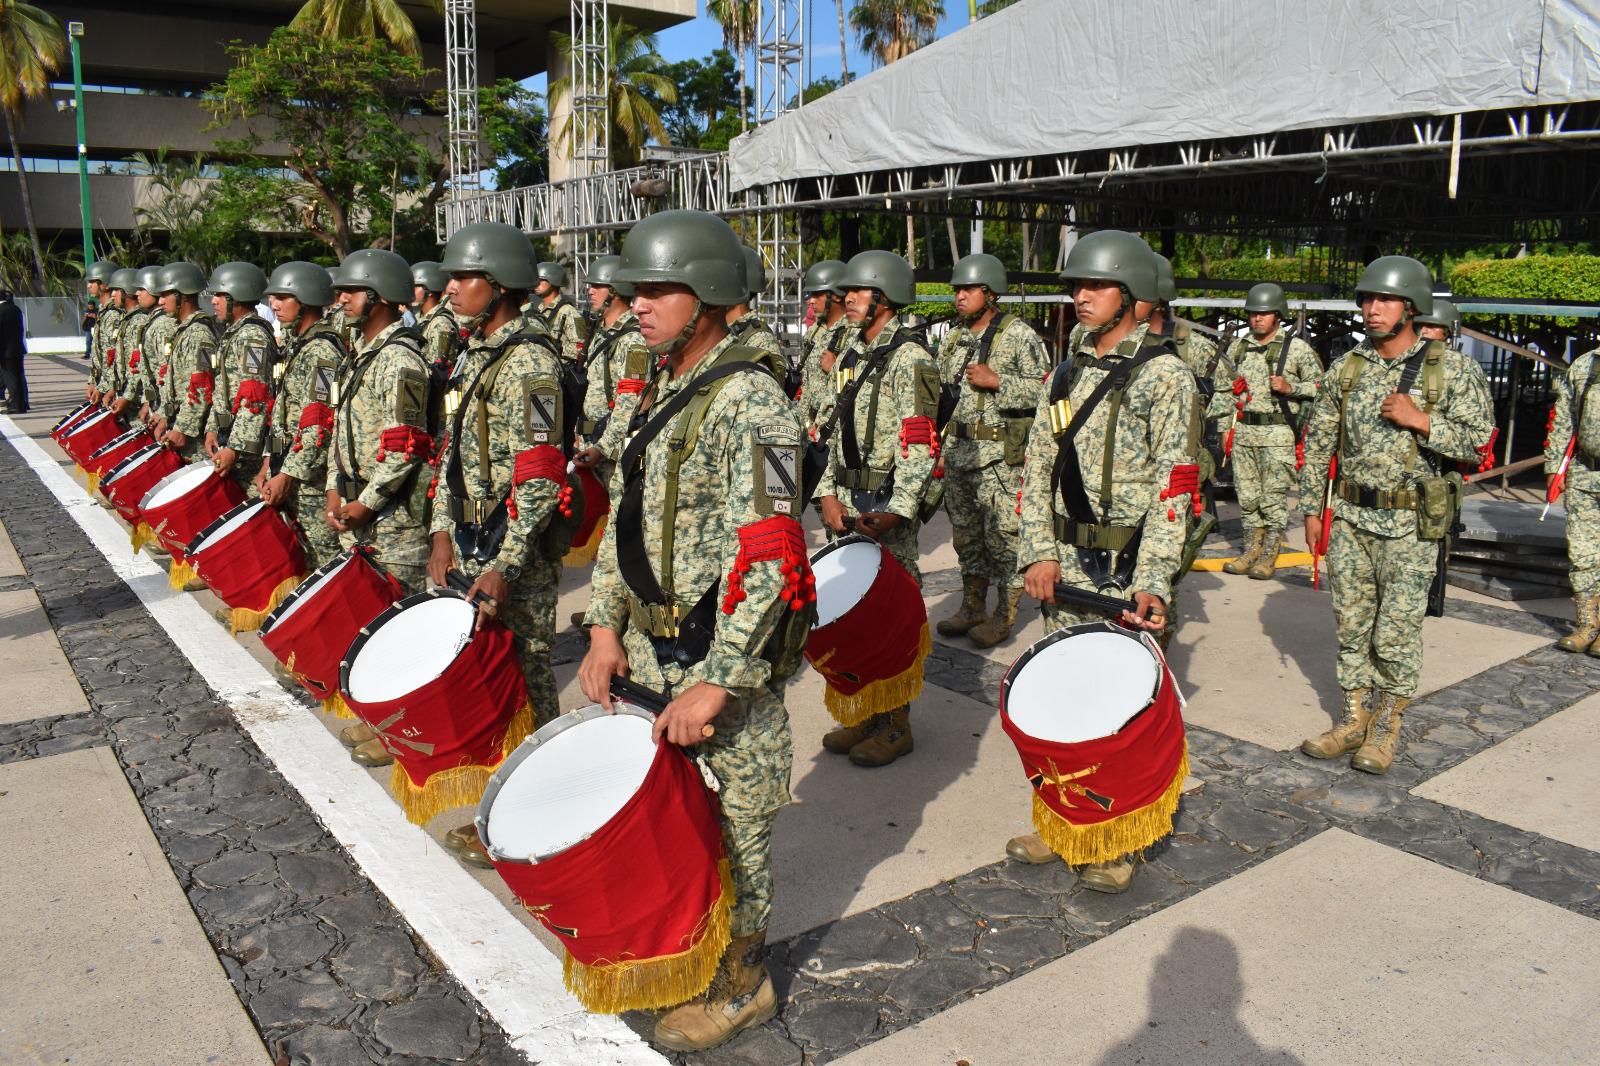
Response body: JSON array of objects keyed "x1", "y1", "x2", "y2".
[
  {"x1": 1450, "y1": 255, "x2": 1600, "y2": 331},
  {"x1": 1189, "y1": 256, "x2": 1318, "y2": 295}
]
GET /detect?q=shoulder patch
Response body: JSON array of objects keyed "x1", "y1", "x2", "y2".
[
  {"x1": 912, "y1": 360, "x2": 942, "y2": 419},
  {"x1": 623, "y1": 344, "x2": 650, "y2": 380},
  {"x1": 393, "y1": 366, "x2": 428, "y2": 428},
  {"x1": 244, "y1": 341, "x2": 270, "y2": 376},
  {"x1": 522, "y1": 377, "x2": 561, "y2": 444},
  {"x1": 753, "y1": 431, "x2": 801, "y2": 517},
  {"x1": 312, "y1": 360, "x2": 338, "y2": 404}
]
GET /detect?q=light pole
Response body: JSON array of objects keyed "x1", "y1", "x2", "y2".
[{"x1": 68, "y1": 21, "x2": 92, "y2": 273}]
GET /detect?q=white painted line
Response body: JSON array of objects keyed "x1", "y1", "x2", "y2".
[{"x1": 0, "y1": 414, "x2": 666, "y2": 1066}]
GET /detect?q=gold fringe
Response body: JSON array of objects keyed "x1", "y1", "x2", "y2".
[
  {"x1": 86, "y1": 471, "x2": 102, "y2": 496},
  {"x1": 322, "y1": 692, "x2": 357, "y2": 720},
  {"x1": 562, "y1": 860, "x2": 735, "y2": 1014},
  {"x1": 168, "y1": 559, "x2": 198, "y2": 590},
  {"x1": 1030, "y1": 747, "x2": 1189, "y2": 867},
  {"x1": 386, "y1": 699, "x2": 537, "y2": 825},
  {"x1": 562, "y1": 514, "x2": 608, "y2": 568},
  {"x1": 228, "y1": 574, "x2": 303, "y2": 635},
  {"x1": 821, "y1": 622, "x2": 932, "y2": 727},
  {"x1": 130, "y1": 523, "x2": 155, "y2": 553}
]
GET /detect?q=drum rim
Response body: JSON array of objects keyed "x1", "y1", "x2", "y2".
[
  {"x1": 85, "y1": 426, "x2": 149, "y2": 461},
  {"x1": 260, "y1": 549, "x2": 369, "y2": 636},
  {"x1": 52, "y1": 401, "x2": 96, "y2": 435},
  {"x1": 138, "y1": 460, "x2": 218, "y2": 514},
  {"x1": 475, "y1": 701, "x2": 657, "y2": 864},
  {"x1": 62, "y1": 406, "x2": 118, "y2": 437},
  {"x1": 808, "y1": 532, "x2": 883, "y2": 631},
  {"x1": 99, "y1": 444, "x2": 168, "y2": 487},
  {"x1": 1000, "y1": 621, "x2": 1163, "y2": 738},
  {"x1": 338, "y1": 586, "x2": 478, "y2": 699},
  {"x1": 186, "y1": 498, "x2": 268, "y2": 556}
]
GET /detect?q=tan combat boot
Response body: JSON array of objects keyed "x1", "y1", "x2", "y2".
[
  {"x1": 1300, "y1": 688, "x2": 1372, "y2": 759},
  {"x1": 339, "y1": 721, "x2": 376, "y2": 748},
  {"x1": 849, "y1": 706, "x2": 914, "y2": 767},
  {"x1": 653, "y1": 931, "x2": 777, "y2": 1053},
  {"x1": 1078, "y1": 857, "x2": 1135, "y2": 894},
  {"x1": 351, "y1": 738, "x2": 394, "y2": 767},
  {"x1": 1222, "y1": 527, "x2": 1265, "y2": 575},
  {"x1": 968, "y1": 587, "x2": 1024, "y2": 648},
  {"x1": 1005, "y1": 832, "x2": 1056, "y2": 864},
  {"x1": 822, "y1": 715, "x2": 879, "y2": 755},
  {"x1": 1352, "y1": 692, "x2": 1408, "y2": 774},
  {"x1": 936, "y1": 577, "x2": 989, "y2": 637},
  {"x1": 443, "y1": 823, "x2": 493, "y2": 869},
  {"x1": 1557, "y1": 594, "x2": 1598, "y2": 651},
  {"x1": 1246, "y1": 532, "x2": 1281, "y2": 580}
]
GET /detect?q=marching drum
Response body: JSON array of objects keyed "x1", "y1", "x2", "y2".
[
  {"x1": 999, "y1": 622, "x2": 1188, "y2": 866},
  {"x1": 259, "y1": 548, "x2": 403, "y2": 717},
  {"x1": 804, "y1": 534, "x2": 931, "y2": 725},
  {"x1": 340, "y1": 590, "x2": 536, "y2": 824},
  {"x1": 138, "y1": 463, "x2": 246, "y2": 588},
  {"x1": 477, "y1": 704, "x2": 732, "y2": 1014},
  {"x1": 60, "y1": 408, "x2": 125, "y2": 468},
  {"x1": 562, "y1": 464, "x2": 610, "y2": 567},
  {"x1": 187, "y1": 501, "x2": 307, "y2": 633},
  {"x1": 50, "y1": 401, "x2": 98, "y2": 443},
  {"x1": 82, "y1": 426, "x2": 154, "y2": 495},
  {"x1": 100, "y1": 445, "x2": 185, "y2": 538}
]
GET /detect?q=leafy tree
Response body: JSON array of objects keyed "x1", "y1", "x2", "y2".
[
  {"x1": 548, "y1": 20, "x2": 676, "y2": 169},
  {"x1": 786, "y1": 73, "x2": 851, "y2": 111},
  {"x1": 483, "y1": 80, "x2": 547, "y2": 189},
  {"x1": 0, "y1": 0, "x2": 66, "y2": 293},
  {"x1": 978, "y1": 0, "x2": 1018, "y2": 14},
  {"x1": 656, "y1": 50, "x2": 740, "y2": 148},
  {"x1": 289, "y1": 0, "x2": 429, "y2": 56},
  {"x1": 850, "y1": 0, "x2": 943, "y2": 68},
  {"x1": 0, "y1": 232, "x2": 79, "y2": 296},
  {"x1": 708, "y1": 0, "x2": 756, "y2": 133}
]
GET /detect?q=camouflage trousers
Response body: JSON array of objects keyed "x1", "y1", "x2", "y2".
[
  {"x1": 1231, "y1": 442, "x2": 1297, "y2": 534},
  {"x1": 220, "y1": 453, "x2": 262, "y2": 502},
  {"x1": 459, "y1": 552, "x2": 560, "y2": 727},
  {"x1": 1327, "y1": 518, "x2": 1435, "y2": 697},
  {"x1": 341, "y1": 514, "x2": 429, "y2": 596},
  {"x1": 945, "y1": 461, "x2": 1025, "y2": 591},
  {"x1": 1564, "y1": 485, "x2": 1600, "y2": 595},
  {"x1": 285, "y1": 480, "x2": 343, "y2": 572}
]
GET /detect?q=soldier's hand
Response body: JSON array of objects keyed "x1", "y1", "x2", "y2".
[
  {"x1": 213, "y1": 447, "x2": 237, "y2": 475},
  {"x1": 820, "y1": 495, "x2": 849, "y2": 534},
  {"x1": 427, "y1": 532, "x2": 455, "y2": 589},
  {"x1": 152, "y1": 417, "x2": 169, "y2": 440},
  {"x1": 857, "y1": 512, "x2": 901, "y2": 538},
  {"x1": 1024, "y1": 560, "x2": 1061, "y2": 604},
  {"x1": 819, "y1": 350, "x2": 837, "y2": 373},
  {"x1": 1380, "y1": 393, "x2": 1430, "y2": 435},
  {"x1": 1124, "y1": 591, "x2": 1167, "y2": 632},
  {"x1": 468, "y1": 569, "x2": 510, "y2": 630},
  {"x1": 110, "y1": 396, "x2": 130, "y2": 415},
  {"x1": 653, "y1": 682, "x2": 727, "y2": 746},
  {"x1": 1304, "y1": 515, "x2": 1321, "y2": 554},
  {"x1": 965, "y1": 364, "x2": 1000, "y2": 391},
  {"x1": 579, "y1": 627, "x2": 629, "y2": 709},
  {"x1": 1269, "y1": 375, "x2": 1291, "y2": 395},
  {"x1": 138, "y1": 403, "x2": 151, "y2": 426},
  {"x1": 163, "y1": 429, "x2": 189, "y2": 450},
  {"x1": 204, "y1": 432, "x2": 220, "y2": 457},
  {"x1": 933, "y1": 454, "x2": 945, "y2": 479},
  {"x1": 573, "y1": 445, "x2": 603, "y2": 469},
  {"x1": 324, "y1": 491, "x2": 350, "y2": 532},
  {"x1": 261, "y1": 472, "x2": 294, "y2": 507},
  {"x1": 340, "y1": 500, "x2": 376, "y2": 529}
]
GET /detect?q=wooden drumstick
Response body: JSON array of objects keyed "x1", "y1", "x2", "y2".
[{"x1": 609, "y1": 677, "x2": 716, "y2": 739}]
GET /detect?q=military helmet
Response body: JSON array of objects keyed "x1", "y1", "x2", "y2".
[
  {"x1": 740, "y1": 244, "x2": 766, "y2": 297},
  {"x1": 1059, "y1": 230, "x2": 1159, "y2": 304},
  {"x1": 411, "y1": 260, "x2": 449, "y2": 295},
  {"x1": 1244, "y1": 282, "x2": 1289, "y2": 316},
  {"x1": 440, "y1": 222, "x2": 538, "y2": 290},
  {"x1": 1354, "y1": 255, "x2": 1434, "y2": 316},
  {"x1": 208, "y1": 261, "x2": 268, "y2": 304},
  {"x1": 108, "y1": 268, "x2": 138, "y2": 295},
  {"x1": 1152, "y1": 254, "x2": 1177, "y2": 304},
  {"x1": 134, "y1": 265, "x2": 162, "y2": 294},
  {"x1": 950, "y1": 252, "x2": 1009, "y2": 296},
  {"x1": 802, "y1": 259, "x2": 846, "y2": 297},
  {"x1": 615, "y1": 209, "x2": 747, "y2": 307},
  {"x1": 1415, "y1": 298, "x2": 1459, "y2": 330},
  {"x1": 265, "y1": 261, "x2": 335, "y2": 309},
  {"x1": 587, "y1": 254, "x2": 634, "y2": 298},
  {"x1": 156, "y1": 261, "x2": 207, "y2": 296},
  {"x1": 838, "y1": 249, "x2": 917, "y2": 307},
  {"x1": 86, "y1": 260, "x2": 120, "y2": 284},
  {"x1": 536, "y1": 260, "x2": 567, "y2": 288},
  {"x1": 331, "y1": 248, "x2": 413, "y2": 304}
]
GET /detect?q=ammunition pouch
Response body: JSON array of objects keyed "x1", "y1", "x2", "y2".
[
  {"x1": 1415, "y1": 471, "x2": 1465, "y2": 542},
  {"x1": 1002, "y1": 415, "x2": 1031, "y2": 466}
]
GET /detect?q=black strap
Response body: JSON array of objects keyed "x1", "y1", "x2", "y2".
[
  {"x1": 835, "y1": 329, "x2": 913, "y2": 469},
  {"x1": 1049, "y1": 346, "x2": 1167, "y2": 524},
  {"x1": 1394, "y1": 343, "x2": 1430, "y2": 397},
  {"x1": 1270, "y1": 332, "x2": 1300, "y2": 431}
]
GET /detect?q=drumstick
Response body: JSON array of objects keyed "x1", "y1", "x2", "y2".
[
  {"x1": 1051, "y1": 581, "x2": 1140, "y2": 619},
  {"x1": 443, "y1": 568, "x2": 496, "y2": 610},
  {"x1": 609, "y1": 676, "x2": 715, "y2": 738}
]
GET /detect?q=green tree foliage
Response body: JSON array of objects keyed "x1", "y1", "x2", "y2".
[
  {"x1": 0, "y1": 0, "x2": 66, "y2": 293},
  {"x1": 1451, "y1": 254, "x2": 1600, "y2": 337},
  {"x1": 656, "y1": 50, "x2": 740, "y2": 148},
  {"x1": 850, "y1": 0, "x2": 943, "y2": 67},
  {"x1": 289, "y1": 0, "x2": 426, "y2": 56},
  {"x1": 548, "y1": 20, "x2": 677, "y2": 168},
  {"x1": 483, "y1": 80, "x2": 547, "y2": 190}
]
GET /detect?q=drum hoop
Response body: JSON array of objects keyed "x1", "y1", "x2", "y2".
[
  {"x1": 338, "y1": 586, "x2": 476, "y2": 696},
  {"x1": 139, "y1": 461, "x2": 215, "y2": 513},
  {"x1": 86, "y1": 427, "x2": 149, "y2": 461},
  {"x1": 187, "y1": 499, "x2": 267, "y2": 556},
  {"x1": 475, "y1": 701, "x2": 657, "y2": 865},
  {"x1": 808, "y1": 532, "x2": 884, "y2": 631},
  {"x1": 52, "y1": 402, "x2": 95, "y2": 435},
  {"x1": 260, "y1": 549, "x2": 364, "y2": 635},
  {"x1": 63, "y1": 408, "x2": 117, "y2": 437},
  {"x1": 1000, "y1": 621, "x2": 1162, "y2": 723},
  {"x1": 100, "y1": 444, "x2": 165, "y2": 487}
]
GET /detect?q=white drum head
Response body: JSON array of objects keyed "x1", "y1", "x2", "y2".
[
  {"x1": 66, "y1": 408, "x2": 116, "y2": 437},
  {"x1": 142, "y1": 463, "x2": 216, "y2": 510},
  {"x1": 1007, "y1": 631, "x2": 1160, "y2": 744},
  {"x1": 102, "y1": 446, "x2": 161, "y2": 486},
  {"x1": 484, "y1": 706, "x2": 657, "y2": 861},
  {"x1": 811, "y1": 541, "x2": 882, "y2": 628},
  {"x1": 346, "y1": 596, "x2": 474, "y2": 703},
  {"x1": 270, "y1": 554, "x2": 353, "y2": 626},
  {"x1": 190, "y1": 502, "x2": 265, "y2": 554}
]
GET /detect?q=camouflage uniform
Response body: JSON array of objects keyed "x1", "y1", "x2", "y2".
[
  {"x1": 326, "y1": 321, "x2": 433, "y2": 594},
  {"x1": 540, "y1": 295, "x2": 588, "y2": 365},
  {"x1": 169, "y1": 313, "x2": 221, "y2": 461},
  {"x1": 91, "y1": 303, "x2": 125, "y2": 395},
  {"x1": 1297, "y1": 336, "x2": 1495, "y2": 696},
  {"x1": 417, "y1": 301, "x2": 462, "y2": 378},
  {"x1": 1208, "y1": 330, "x2": 1321, "y2": 536},
  {"x1": 580, "y1": 310, "x2": 649, "y2": 468},
  {"x1": 728, "y1": 311, "x2": 784, "y2": 374},
  {"x1": 799, "y1": 319, "x2": 853, "y2": 435},
  {"x1": 1547, "y1": 348, "x2": 1600, "y2": 597},
  {"x1": 205, "y1": 313, "x2": 278, "y2": 498},
  {"x1": 1171, "y1": 321, "x2": 1218, "y2": 382},
  {"x1": 586, "y1": 334, "x2": 804, "y2": 938},
  {"x1": 142, "y1": 313, "x2": 178, "y2": 420},
  {"x1": 116, "y1": 308, "x2": 152, "y2": 408},
  {"x1": 271, "y1": 319, "x2": 347, "y2": 569},
  {"x1": 938, "y1": 314, "x2": 1049, "y2": 594}
]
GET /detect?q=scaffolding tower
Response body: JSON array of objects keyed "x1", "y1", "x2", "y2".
[
  {"x1": 567, "y1": 0, "x2": 611, "y2": 286},
  {"x1": 752, "y1": 0, "x2": 805, "y2": 348},
  {"x1": 443, "y1": 0, "x2": 481, "y2": 196}
]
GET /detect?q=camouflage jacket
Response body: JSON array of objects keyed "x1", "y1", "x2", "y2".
[
  {"x1": 325, "y1": 320, "x2": 432, "y2": 518},
  {"x1": 92, "y1": 304, "x2": 124, "y2": 391},
  {"x1": 1172, "y1": 321, "x2": 1219, "y2": 384},
  {"x1": 143, "y1": 313, "x2": 179, "y2": 416},
  {"x1": 115, "y1": 308, "x2": 151, "y2": 404},
  {"x1": 205, "y1": 313, "x2": 278, "y2": 456},
  {"x1": 1546, "y1": 347, "x2": 1600, "y2": 493},
  {"x1": 936, "y1": 312, "x2": 1049, "y2": 471},
  {"x1": 1016, "y1": 323, "x2": 1200, "y2": 601},
  {"x1": 800, "y1": 318, "x2": 855, "y2": 434},
  {"x1": 815, "y1": 313, "x2": 939, "y2": 520},
  {"x1": 273, "y1": 319, "x2": 347, "y2": 485},
  {"x1": 587, "y1": 333, "x2": 807, "y2": 697},
  {"x1": 418, "y1": 301, "x2": 462, "y2": 377},
  {"x1": 1297, "y1": 336, "x2": 1495, "y2": 536},
  {"x1": 1206, "y1": 330, "x2": 1322, "y2": 447},
  {"x1": 541, "y1": 296, "x2": 588, "y2": 365},
  {"x1": 580, "y1": 310, "x2": 648, "y2": 454},
  {"x1": 170, "y1": 312, "x2": 221, "y2": 438},
  {"x1": 729, "y1": 311, "x2": 783, "y2": 359}
]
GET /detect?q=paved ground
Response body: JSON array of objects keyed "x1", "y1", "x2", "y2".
[{"x1": 2, "y1": 353, "x2": 1596, "y2": 1065}]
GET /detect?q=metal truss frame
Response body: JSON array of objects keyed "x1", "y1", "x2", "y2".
[
  {"x1": 443, "y1": 0, "x2": 481, "y2": 196},
  {"x1": 751, "y1": 0, "x2": 805, "y2": 346}
]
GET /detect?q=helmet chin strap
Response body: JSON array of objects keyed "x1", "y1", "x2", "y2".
[
  {"x1": 1086, "y1": 287, "x2": 1134, "y2": 337},
  {"x1": 651, "y1": 299, "x2": 707, "y2": 357},
  {"x1": 1249, "y1": 314, "x2": 1279, "y2": 340},
  {"x1": 343, "y1": 289, "x2": 379, "y2": 327},
  {"x1": 458, "y1": 283, "x2": 509, "y2": 335},
  {"x1": 1363, "y1": 300, "x2": 1411, "y2": 342}
]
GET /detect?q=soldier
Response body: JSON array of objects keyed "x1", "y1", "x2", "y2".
[
  {"x1": 204, "y1": 262, "x2": 278, "y2": 499},
  {"x1": 1547, "y1": 332, "x2": 1600, "y2": 655},
  {"x1": 815, "y1": 249, "x2": 940, "y2": 767},
  {"x1": 136, "y1": 266, "x2": 177, "y2": 432},
  {"x1": 725, "y1": 244, "x2": 784, "y2": 377},
  {"x1": 1213, "y1": 283, "x2": 1322, "y2": 579},
  {"x1": 1010, "y1": 230, "x2": 1199, "y2": 893},
  {"x1": 1416, "y1": 299, "x2": 1460, "y2": 346},
  {"x1": 427, "y1": 221, "x2": 577, "y2": 866},
  {"x1": 85, "y1": 260, "x2": 123, "y2": 404},
  {"x1": 1298, "y1": 257, "x2": 1494, "y2": 774},
  {"x1": 577, "y1": 209, "x2": 807, "y2": 1052},
  {"x1": 936, "y1": 253, "x2": 1048, "y2": 648},
  {"x1": 798, "y1": 259, "x2": 851, "y2": 436},
  {"x1": 260, "y1": 261, "x2": 347, "y2": 572},
  {"x1": 1147, "y1": 254, "x2": 1218, "y2": 380},
  {"x1": 106, "y1": 269, "x2": 146, "y2": 418},
  {"x1": 155, "y1": 262, "x2": 220, "y2": 465},
  {"x1": 101, "y1": 270, "x2": 139, "y2": 414},
  {"x1": 573, "y1": 253, "x2": 647, "y2": 473},
  {"x1": 411, "y1": 260, "x2": 461, "y2": 379},
  {"x1": 531, "y1": 260, "x2": 587, "y2": 365}
]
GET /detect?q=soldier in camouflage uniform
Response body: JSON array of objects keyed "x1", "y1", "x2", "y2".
[
  {"x1": 1299, "y1": 257, "x2": 1494, "y2": 774},
  {"x1": 572, "y1": 253, "x2": 647, "y2": 471},
  {"x1": 155, "y1": 262, "x2": 220, "y2": 466},
  {"x1": 798, "y1": 259, "x2": 851, "y2": 436},
  {"x1": 84, "y1": 260, "x2": 120, "y2": 402},
  {"x1": 724, "y1": 244, "x2": 785, "y2": 379},
  {"x1": 577, "y1": 211, "x2": 807, "y2": 1053},
  {"x1": 1416, "y1": 299, "x2": 1460, "y2": 346},
  {"x1": 411, "y1": 261, "x2": 462, "y2": 379},
  {"x1": 1145, "y1": 254, "x2": 1218, "y2": 381},
  {"x1": 1546, "y1": 334, "x2": 1600, "y2": 655},
  {"x1": 137, "y1": 266, "x2": 178, "y2": 433},
  {"x1": 815, "y1": 249, "x2": 940, "y2": 768},
  {"x1": 531, "y1": 260, "x2": 587, "y2": 364},
  {"x1": 89, "y1": 263, "x2": 126, "y2": 405},
  {"x1": 1213, "y1": 283, "x2": 1322, "y2": 578},
  {"x1": 260, "y1": 261, "x2": 346, "y2": 571},
  {"x1": 99, "y1": 270, "x2": 138, "y2": 415},
  {"x1": 936, "y1": 254, "x2": 1047, "y2": 649},
  {"x1": 107, "y1": 269, "x2": 148, "y2": 417},
  {"x1": 1010, "y1": 230, "x2": 1199, "y2": 894},
  {"x1": 204, "y1": 262, "x2": 278, "y2": 500}
]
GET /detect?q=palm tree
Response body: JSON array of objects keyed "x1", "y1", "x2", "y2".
[
  {"x1": 290, "y1": 0, "x2": 427, "y2": 56},
  {"x1": 836, "y1": 0, "x2": 850, "y2": 84},
  {"x1": 0, "y1": 0, "x2": 67, "y2": 294},
  {"x1": 849, "y1": 0, "x2": 942, "y2": 68},
  {"x1": 548, "y1": 20, "x2": 677, "y2": 170},
  {"x1": 708, "y1": 0, "x2": 755, "y2": 132}
]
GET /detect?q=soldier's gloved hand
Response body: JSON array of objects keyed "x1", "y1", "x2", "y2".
[
  {"x1": 1024, "y1": 560, "x2": 1060, "y2": 604},
  {"x1": 427, "y1": 532, "x2": 456, "y2": 588},
  {"x1": 579, "y1": 628, "x2": 630, "y2": 709},
  {"x1": 1124, "y1": 591, "x2": 1167, "y2": 633},
  {"x1": 857, "y1": 512, "x2": 901, "y2": 539},
  {"x1": 820, "y1": 495, "x2": 849, "y2": 534},
  {"x1": 573, "y1": 445, "x2": 603, "y2": 469}
]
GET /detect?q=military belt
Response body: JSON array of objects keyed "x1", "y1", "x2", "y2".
[
  {"x1": 1335, "y1": 478, "x2": 1418, "y2": 511},
  {"x1": 1239, "y1": 410, "x2": 1288, "y2": 427},
  {"x1": 951, "y1": 421, "x2": 1004, "y2": 441},
  {"x1": 627, "y1": 596, "x2": 679, "y2": 638},
  {"x1": 834, "y1": 466, "x2": 889, "y2": 491},
  {"x1": 448, "y1": 495, "x2": 498, "y2": 525},
  {"x1": 577, "y1": 416, "x2": 602, "y2": 436},
  {"x1": 1053, "y1": 515, "x2": 1140, "y2": 551}
]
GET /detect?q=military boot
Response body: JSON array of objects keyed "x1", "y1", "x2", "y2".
[
  {"x1": 936, "y1": 577, "x2": 989, "y2": 637},
  {"x1": 822, "y1": 715, "x2": 879, "y2": 755},
  {"x1": 653, "y1": 931, "x2": 777, "y2": 1052},
  {"x1": 339, "y1": 721, "x2": 375, "y2": 748},
  {"x1": 1352, "y1": 692, "x2": 1408, "y2": 775},
  {"x1": 968, "y1": 587, "x2": 1023, "y2": 648},
  {"x1": 1562, "y1": 593, "x2": 1600, "y2": 651},
  {"x1": 351, "y1": 738, "x2": 394, "y2": 768},
  {"x1": 1077, "y1": 857, "x2": 1135, "y2": 894},
  {"x1": 1246, "y1": 533, "x2": 1281, "y2": 580},
  {"x1": 848, "y1": 706, "x2": 914, "y2": 767},
  {"x1": 1222, "y1": 527, "x2": 1265, "y2": 575},
  {"x1": 443, "y1": 823, "x2": 493, "y2": 869},
  {"x1": 1300, "y1": 688, "x2": 1371, "y2": 759},
  {"x1": 1005, "y1": 832, "x2": 1057, "y2": 865}
]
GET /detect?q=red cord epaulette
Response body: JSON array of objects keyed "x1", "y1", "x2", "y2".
[
  {"x1": 1159, "y1": 463, "x2": 1202, "y2": 520},
  {"x1": 1476, "y1": 427, "x2": 1499, "y2": 473},
  {"x1": 507, "y1": 445, "x2": 571, "y2": 521},
  {"x1": 158, "y1": 362, "x2": 170, "y2": 384},
  {"x1": 186, "y1": 371, "x2": 214, "y2": 405},
  {"x1": 291, "y1": 401, "x2": 335, "y2": 452},
  {"x1": 232, "y1": 379, "x2": 272, "y2": 416},
  {"x1": 722, "y1": 515, "x2": 813, "y2": 615},
  {"x1": 105, "y1": 347, "x2": 117, "y2": 366},
  {"x1": 375, "y1": 426, "x2": 434, "y2": 463},
  {"x1": 129, "y1": 349, "x2": 141, "y2": 371},
  {"x1": 899, "y1": 415, "x2": 939, "y2": 458},
  {"x1": 615, "y1": 378, "x2": 646, "y2": 396}
]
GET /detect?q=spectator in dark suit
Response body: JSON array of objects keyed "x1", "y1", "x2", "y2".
[{"x1": 0, "y1": 286, "x2": 28, "y2": 414}]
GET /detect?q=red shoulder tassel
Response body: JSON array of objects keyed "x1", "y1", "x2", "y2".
[
  {"x1": 899, "y1": 415, "x2": 940, "y2": 458},
  {"x1": 722, "y1": 516, "x2": 814, "y2": 615}
]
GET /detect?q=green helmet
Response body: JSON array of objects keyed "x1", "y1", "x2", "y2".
[
  {"x1": 108, "y1": 268, "x2": 138, "y2": 295},
  {"x1": 802, "y1": 259, "x2": 846, "y2": 297},
  {"x1": 265, "y1": 261, "x2": 334, "y2": 308},
  {"x1": 1244, "y1": 282, "x2": 1288, "y2": 316},
  {"x1": 1059, "y1": 230, "x2": 1159, "y2": 304},
  {"x1": 587, "y1": 254, "x2": 634, "y2": 298},
  {"x1": 156, "y1": 261, "x2": 207, "y2": 296},
  {"x1": 536, "y1": 260, "x2": 567, "y2": 288},
  {"x1": 1152, "y1": 254, "x2": 1177, "y2": 304},
  {"x1": 411, "y1": 260, "x2": 449, "y2": 295},
  {"x1": 615, "y1": 209, "x2": 746, "y2": 307},
  {"x1": 1354, "y1": 255, "x2": 1434, "y2": 316},
  {"x1": 441, "y1": 222, "x2": 538, "y2": 290},
  {"x1": 87, "y1": 260, "x2": 120, "y2": 284},
  {"x1": 950, "y1": 252, "x2": 1009, "y2": 296},
  {"x1": 838, "y1": 249, "x2": 916, "y2": 307},
  {"x1": 208, "y1": 261, "x2": 268, "y2": 304},
  {"x1": 740, "y1": 245, "x2": 766, "y2": 298},
  {"x1": 134, "y1": 265, "x2": 162, "y2": 294},
  {"x1": 332, "y1": 248, "x2": 413, "y2": 304},
  {"x1": 1415, "y1": 298, "x2": 1459, "y2": 331}
]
